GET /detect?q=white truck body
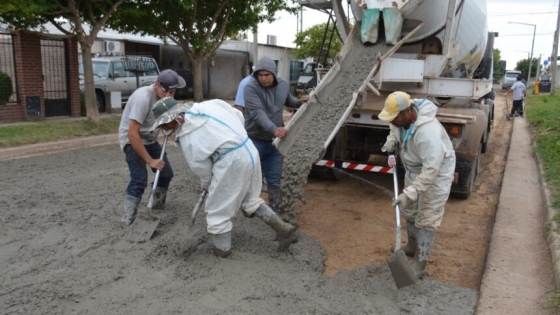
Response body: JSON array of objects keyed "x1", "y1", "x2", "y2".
[{"x1": 288, "y1": 0, "x2": 495, "y2": 198}]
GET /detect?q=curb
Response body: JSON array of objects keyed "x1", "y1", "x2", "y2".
[
  {"x1": 533, "y1": 131, "x2": 560, "y2": 289},
  {"x1": 0, "y1": 134, "x2": 119, "y2": 162}
]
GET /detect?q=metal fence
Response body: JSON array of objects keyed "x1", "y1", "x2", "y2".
[{"x1": 0, "y1": 33, "x2": 17, "y2": 103}]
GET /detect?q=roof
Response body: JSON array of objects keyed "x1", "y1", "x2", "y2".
[{"x1": 40, "y1": 22, "x2": 165, "y2": 45}]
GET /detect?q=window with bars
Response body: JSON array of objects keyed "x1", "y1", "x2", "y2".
[{"x1": 0, "y1": 33, "x2": 17, "y2": 103}]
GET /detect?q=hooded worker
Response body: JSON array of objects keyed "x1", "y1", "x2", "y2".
[
  {"x1": 379, "y1": 91, "x2": 456, "y2": 279},
  {"x1": 151, "y1": 98, "x2": 297, "y2": 258},
  {"x1": 243, "y1": 56, "x2": 309, "y2": 215}
]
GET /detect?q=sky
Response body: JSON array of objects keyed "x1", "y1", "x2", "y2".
[{"x1": 255, "y1": 0, "x2": 559, "y2": 75}]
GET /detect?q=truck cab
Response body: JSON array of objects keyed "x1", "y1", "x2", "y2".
[{"x1": 296, "y1": 62, "x2": 324, "y2": 94}]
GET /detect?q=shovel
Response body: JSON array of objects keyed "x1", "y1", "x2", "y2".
[
  {"x1": 386, "y1": 154, "x2": 418, "y2": 288},
  {"x1": 175, "y1": 189, "x2": 208, "y2": 255},
  {"x1": 505, "y1": 94, "x2": 512, "y2": 121},
  {"x1": 127, "y1": 133, "x2": 170, "y2": 243},
  {"x1": 186, "y1": 189, "x2": 208, "y2": 236}
]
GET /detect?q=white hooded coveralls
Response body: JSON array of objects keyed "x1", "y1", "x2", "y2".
[
  {"x1": 175, "y1": 99, "x2": 264, "y2": 235},
  {"x1": 386, "y1": 99, "x2": 456, "y2": 229}
]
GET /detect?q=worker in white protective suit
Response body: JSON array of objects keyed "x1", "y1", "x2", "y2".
[
  {"x1": 150, "y1": 98, "x2": 297, "y2": 258},
  {"x1": 379, "y1": 91, "x2": 456, "y2": 279}
]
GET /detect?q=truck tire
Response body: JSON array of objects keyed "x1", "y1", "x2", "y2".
[
  {"x1": 452, "y1": 144, "x2": 481, "y2": 199},
  {"x1": 310, "y1": 165, "x2": 344, "y2": 181},
  {"x1": 96, "y1": 91, "x2": 106, "y2": 112}
]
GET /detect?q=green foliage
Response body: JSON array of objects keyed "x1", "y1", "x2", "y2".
[
  {"x1": 0, "y1": 117, "x2": 120, "y2": 147},
  {"x1": 0, "y1": 71, "x2": 13, "y2": 104},
  {"x1": 525, "y1": 93, "x2": 560, "y2": 211},
  {"x1": 493, "y1": 48, "x2": 502, "y2": 74},
  {"x1": 515, "y1": 57, "x2": 539, "y2": 80},
  {"x1": 292, "y1": 23, "x2": 344, "y2": 61},
  {"x1": 109, "y1": 0, "x2": 296, "y2": 101}
]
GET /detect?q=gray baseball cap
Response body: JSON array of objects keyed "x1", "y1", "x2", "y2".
[{"x1": 157, "y1": 69, "x2": 186, "y2": 91}]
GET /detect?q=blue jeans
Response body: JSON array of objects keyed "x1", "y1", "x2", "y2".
[
  {"x1": 251, "y1": 138, "x2": 283, "y2": 188},
  {"x1": 124, "y1": 143, "x2": 174, "y2": 198}
]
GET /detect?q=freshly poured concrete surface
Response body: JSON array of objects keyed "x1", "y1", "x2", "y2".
[{"x1": 0, "y1": 145, "x2": 478, "y2": 314}]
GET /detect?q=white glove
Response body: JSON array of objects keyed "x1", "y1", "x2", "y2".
[
  {"x1": 388, "y1": 155, "x2": 397, "y2": 168},
  {"x1": 392, "y1": 193, "x2": 413, "y2": 208},
  {"x1": 201, "y1": 180, "x2": 210, "y2": 191},
  {"x1": 382, "y1": 140, "x2": 397, "y2": 153}
]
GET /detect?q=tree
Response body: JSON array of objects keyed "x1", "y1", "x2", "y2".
[
  {"x1": 0, "y1": 0, "x2": 126, "y2": 123},
  {"x1": 292, "y1": 23, "x2": 344, "y2": 65},
  {"x1": 493, "y1": 49, "x2": 502, "y2": 75},
  {"x1": 110, "y1": 0, "x2": 297, "y2": 102},
  {"x1": 515, "y1": 57, "x2": 539, "y2": 81}
]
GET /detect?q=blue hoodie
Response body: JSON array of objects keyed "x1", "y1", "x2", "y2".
[{"x1": 244, "y1": 56, "x2": 301, "y2": 141}]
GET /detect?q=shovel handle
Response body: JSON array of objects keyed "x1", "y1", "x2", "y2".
[
  {"x1": 190, "y1": 189, "x2": 208, "y2": 226},
  {"x1": 389, "y1": 149, "x2": 402, "y2": 252},
  {"x1": 147, "y1": 133, "x2": 170, "y2": 209}
]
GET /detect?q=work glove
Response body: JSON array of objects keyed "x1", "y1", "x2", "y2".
[
  {"x1": 201, "y1": 181, "x2": 210, "y2": 191},
  {"x1": 392, "y1": 193, "x2": 413, "y2": 208},
  {"x1": 381, "y1": 139, "x2": 397, "y2": 153},
  {"x1": 388, "y1": 155, "x2": 397, "y2": 168}
]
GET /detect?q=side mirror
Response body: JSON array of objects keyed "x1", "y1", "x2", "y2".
[{"x1": 111, "y1": 72, "x2": 121, "y2": 79}]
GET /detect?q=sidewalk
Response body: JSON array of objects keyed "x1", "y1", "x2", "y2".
[{"x1": 475, "y1": 117, "x2": 558, "y2": 314}]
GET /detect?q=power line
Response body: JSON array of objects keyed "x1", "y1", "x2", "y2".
[
  {"x1": 488, "y1": 11, "x2": 557, "y2": 16},
  {"x1": 499, "y1": 32, "x2": 555, "y2": 37}
]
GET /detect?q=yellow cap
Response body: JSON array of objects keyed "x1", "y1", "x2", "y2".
[{"x1": 379, "y1": 91, "x2": 411, "y2": 122}]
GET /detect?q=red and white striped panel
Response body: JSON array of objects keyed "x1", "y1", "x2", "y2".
[{"x1": 313, "y1": 160, "x2": 393, "y2": 174}]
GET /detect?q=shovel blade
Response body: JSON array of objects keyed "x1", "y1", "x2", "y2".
[
  {"x1": 126, "y1": 210, "x2": 161, "y2": 243},
  {"x1": 386, "y1": 250, "x2": 418, "y2": 289}
]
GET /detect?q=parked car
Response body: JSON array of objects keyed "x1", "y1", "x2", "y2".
[
  {"x1": 501, "y1": 70, "x2": 522, "y2": 90},
  {"x1": 174, "y1": 69, "x2": 194, "y2": 99},
  {"x1": 79, "y1": 56, "x2": 160, "y2": 111}
]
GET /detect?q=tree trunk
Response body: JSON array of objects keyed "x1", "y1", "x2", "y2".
[
  {"x1": 80, "y1": 45, "x2": 101, "y2": 124},
  {"x1": 191, "y1": 58, "x2": 204, "y2": 102}
]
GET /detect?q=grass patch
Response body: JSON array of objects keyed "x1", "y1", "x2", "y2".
[
  {"x1": 525, "y1": 92, "x2": 560, "y2": 211},
  {"x1": 0, "y1": 117, "x2": 120, "y2": 148}
]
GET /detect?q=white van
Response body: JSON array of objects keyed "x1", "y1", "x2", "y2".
[{"x1": 502, "y1": 70, "x2": 522, "y2": 89}]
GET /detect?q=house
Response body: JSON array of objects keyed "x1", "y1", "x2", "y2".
[{"x1": 0, "y1": 23, "x2": 301, "y2": 122}]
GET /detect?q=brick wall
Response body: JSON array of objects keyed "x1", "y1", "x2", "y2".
[{"x1": 0, "y1": 31, "x2": 81, "y2": 123}]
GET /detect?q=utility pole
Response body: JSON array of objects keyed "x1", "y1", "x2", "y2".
[{"x1": 551, "y1": 3, "x2": 560, "y2": 96}]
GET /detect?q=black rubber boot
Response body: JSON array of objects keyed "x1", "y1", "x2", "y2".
[
  {"x1": 212, "y1": 232, "x2": 232, "y2": 258},
  {"x1": 412, "y1": 228, "x2": 436, "y2": 279},
  {"x1": 391, "y1": 221, "x2": 418, "y2": 257},
  {"x1": 254, "y1": 204, "x2": 296, "y2": 250},
  {"x1": 267, "y1": 186, "x2": 283, "y2": 215},
  {"x1": 121, "y1": 194, "x2": 141, "y2": 225},
  {"x1": 152, "y1": 187, "x2": 168, "y2": 210}
]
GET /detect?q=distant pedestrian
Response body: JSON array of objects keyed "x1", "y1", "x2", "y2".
[{"x1": 507, "y1": 75, "x2": 526, "y2": 118}]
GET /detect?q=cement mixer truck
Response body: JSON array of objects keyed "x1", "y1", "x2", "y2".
[{"x1": 285, "y1": 0, "x2": 496, "y2": 199}]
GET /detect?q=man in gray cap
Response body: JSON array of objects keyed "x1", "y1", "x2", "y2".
[{"x1": 118, "y1": 69, "x2": 186, "y2": 225}]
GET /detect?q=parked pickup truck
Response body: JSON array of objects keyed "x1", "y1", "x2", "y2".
[{"x1": 79, "y1": 56, "x2": 159, "y2": 111}]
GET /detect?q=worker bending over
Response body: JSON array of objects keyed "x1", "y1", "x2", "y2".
[
  {"x1": 151, "y1": 99, "x2": 297, "y2": 258},
  {"x1": 380, "y1": 91, "x2": 456, "y2": 279}
]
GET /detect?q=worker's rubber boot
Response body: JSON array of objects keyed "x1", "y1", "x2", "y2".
[
  {"x1": 254, "y1": 204, "x2": 296, "y2": 250},
  {"x1": 268, "y1": 186, "x2": 283, "y2": 215},
  {"x1": 212, "y1": 231, "x2": 232, "y2": 258},
  {"x1": 152, "y1": 187, "x2": 168, "y2": 210},
  {"x1": 121, "y1": 194, "x2": 141, "y2": 225},
  {"x1": 412, "y1": 228, "x2": 436, "y2": 279},
  {"x1": 391, "y1": 221, "x2": 418, "y2": 257}
]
